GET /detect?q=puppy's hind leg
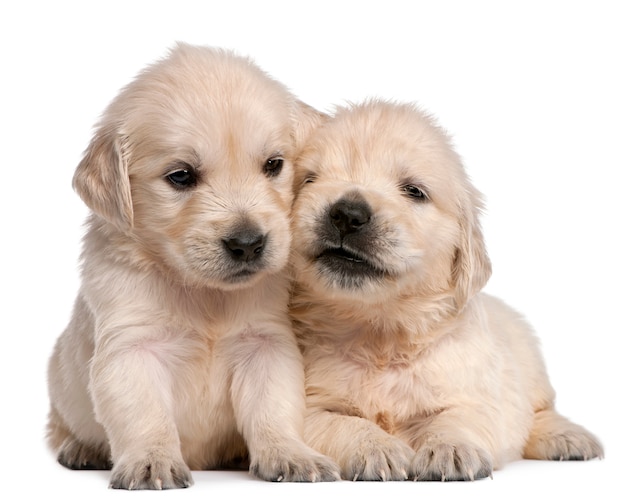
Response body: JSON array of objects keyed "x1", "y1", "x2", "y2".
[
  {"x1": 524, "y1": 408, "x2": 604, "y2": 461},
  {"x1": 47, "y1": 304, "x2": 112, "y2": 471},
  {"x1": 47, "y1": 406, "x2": 112, "y2": 470}
]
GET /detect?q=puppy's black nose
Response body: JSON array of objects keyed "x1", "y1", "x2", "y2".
[
  {"x1": 329, "y1": 198, "x2": 372, "y2": 236},
  {"x1": 223, "y1": 229, "x2": 265, "y2": 262}
]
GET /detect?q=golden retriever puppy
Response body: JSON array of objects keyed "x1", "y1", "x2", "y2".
[
  {"x1": 290, "y1": 100, "x2": 603, "y2": 481},
  {"x1": 46, "y1": 43, "x2": 339, "y2": 489}
]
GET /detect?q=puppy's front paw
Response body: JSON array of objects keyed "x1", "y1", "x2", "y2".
[
  {"x1": 343, "y1": 434, "x2": 414, "y2": 481},
  {"x1": 250, "y1": 443, "x2": 340, "y2": 482},
  {"x1": 110, "y1": 450, "x2": 192, "y2": 490},
  {"x1": 412, "y1": 441, "x2": 492, "y2": 481}
]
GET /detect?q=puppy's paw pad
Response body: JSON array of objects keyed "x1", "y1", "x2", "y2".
[
  {"x1": 110, "y1": 452, "x2": 192, "y2": 490},
  {"x1": 412, "y1": 442, "x2": 492, "y2": 481}
]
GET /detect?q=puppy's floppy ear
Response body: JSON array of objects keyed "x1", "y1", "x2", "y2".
[
  {"x1": 72, "y1": 124, "x2": 133, "y2": 231},
  {"x1": 290, "y1": 100, "x2": 328, "y2": 153},
  {"x1": 451, "y1": 186, "x2": 492, "y2": 309}
]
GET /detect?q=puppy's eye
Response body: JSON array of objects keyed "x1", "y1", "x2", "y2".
[
  {"x1": 302, "y1": 172, "x2": 317, "y2": 185},
  {"x1": 263, "y1": 157, "x2": 284, "y2": 178},
  {"x1": 401, "y1": 184, "x2": 428, "y2": 201},
  {"x1": 166, "y1": 166, "x2": 197, "y2": 189}
]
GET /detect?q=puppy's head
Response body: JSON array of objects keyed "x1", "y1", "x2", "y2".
[
  {"x1": 292, "y1": 100, "x2": 491, "y2": 310},
  {"x1": 73, "y1": 43, "x2": 322, "y2": 290}
]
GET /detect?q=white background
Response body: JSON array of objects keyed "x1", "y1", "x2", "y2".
[{"x1": 1, "y1": 1, "x2": 623, "y2": 498}]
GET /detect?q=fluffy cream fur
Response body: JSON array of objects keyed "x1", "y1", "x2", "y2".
[
  {"x1": 46, "y1": 43, "x2": 338, "y2": 489},
  {"x1": 290, "y1": 100, "x2": 603, "y2": 481}
]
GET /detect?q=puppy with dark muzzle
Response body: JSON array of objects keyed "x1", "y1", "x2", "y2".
[
  {"x1": 290, "y1": 99, "x2": 603, "y2": 481},
  {"x1": 46, "y1": 44, "x2": 339, "y2": 489}
]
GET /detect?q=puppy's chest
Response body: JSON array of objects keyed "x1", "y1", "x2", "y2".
[
  {"x1": 308, "y1": 343, "x2": 441, "y2": 423},
  {"x1": 351, "y1": 361, "x2": 438, "y2": 422},
  {"x1": 159, "y1": 296, "x2": 262, "y2": 387},
  {"x1": 170, "y1": 291, "x2": 260, "y2": 344}
]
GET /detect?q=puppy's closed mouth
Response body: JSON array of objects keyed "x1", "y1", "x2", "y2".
[
  {"x1": 316, "y1": 246, "x2": 385, "y2": 279},
  {"x1": 320, "y1": 247, "x2": 365, "y2": 263},
  {"x1": 226, "y1": 267, "x2": 262, "y2": 283}
]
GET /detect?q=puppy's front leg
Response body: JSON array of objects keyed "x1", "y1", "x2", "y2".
[
  {"x1": 305, "y1": 409, "x2": 415, "y2": 481},
  {"x1": 397, "y1": 408, "x2": 494, "y2": 481},
  {"x1": 227, "y1": 328, "x2": 340, "y2": 482},
  {"x1": 90, "y1": 329, "x2": 192, "y2": 490}
]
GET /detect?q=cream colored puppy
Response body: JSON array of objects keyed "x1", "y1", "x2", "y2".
[
  {"x1": 290, "y1": 100, "x2": 603, "y2": 481},
  {"x1": 47, "y1": 43, "x2": 339, "y2": 489}
]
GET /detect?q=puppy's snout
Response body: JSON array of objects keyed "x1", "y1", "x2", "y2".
[
  {"x1": 329, "y1": 198, "x2": 372, "y2": 237},
  {"x1": 223, "y1": 227, "x2": 266, "y2": 263}
]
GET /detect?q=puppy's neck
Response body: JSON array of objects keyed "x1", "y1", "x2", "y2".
[{"x1": 291, "y1": 283, "x2": 458, "y2": 358}]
